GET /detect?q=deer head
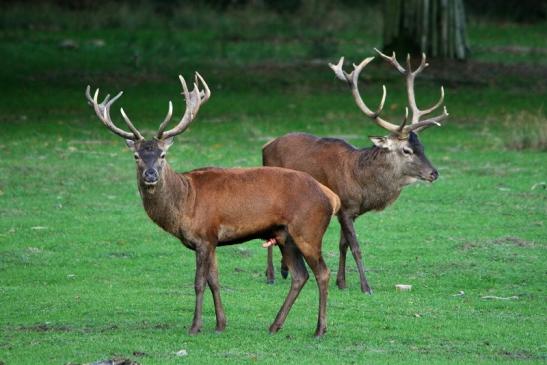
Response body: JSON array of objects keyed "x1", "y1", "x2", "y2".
[
  {"x1": 329, "y1": 50, "x2": 448, "y2": 183},
  {"x1": 85, "y1": 73, "x2": 210, "y2": 188}
]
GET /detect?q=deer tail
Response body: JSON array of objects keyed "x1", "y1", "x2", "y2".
[{"x1": 318, "y1": 183, "x2": 341, "y2": 216}]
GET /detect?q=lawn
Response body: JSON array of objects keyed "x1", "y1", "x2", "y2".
[{"x1": 0, "y1": 3, "x2": 546, "y2": 364}]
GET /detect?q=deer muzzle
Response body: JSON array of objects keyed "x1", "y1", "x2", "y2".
[
  {"x1": 426, "y1": 168, "x2": 439, "y2": 182},
  {"x1": 143, "y1": 168, "x2": 159, "y2": 185}
]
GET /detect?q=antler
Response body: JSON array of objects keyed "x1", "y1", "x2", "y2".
[
  {"x1": 328, "y1": 57, "x2": 402, "y2": 134},
  {"x1": 156, "y1": 72, "x2": 211, "y2": 140},
  {"x1": 85, "y1": 86, "x2": 144, "y2": 141},
  {"x1": 374, "y1": 48, "x2": 448, "y2": 134}
]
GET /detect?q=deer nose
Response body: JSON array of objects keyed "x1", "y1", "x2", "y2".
[
  {"x1": 143, "y1": 168, "x2": 159, "y2": 183},
  {"x1": 430, "y1": 169, "x2": 439, "y2": 181}
]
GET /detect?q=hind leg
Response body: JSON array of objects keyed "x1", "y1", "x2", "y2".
[
  {"x1": 265, "y1": 245, "x2": 275, "y2": 284},
  {"x1": 269, "y1": 240, "x2": 309, "y2": 334},
  {"x1": 302, "y1": 254, "x2": 330, "y2": 337},
  {"x1": 265, "y1": 233, "x2": 289, "y2": 284}
]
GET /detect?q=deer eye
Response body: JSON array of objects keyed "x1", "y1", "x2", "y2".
[
  {"x1": 160, "y1": 152, "x2": 166, "y2": 159},
  {"x1": 402, "y1": 147, "x2": 413, "y2": 155},
  {"x1": 133, "y1": 153, "x2": 140, "y2": 160}
]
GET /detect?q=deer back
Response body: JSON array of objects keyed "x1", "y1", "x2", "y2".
[
  {"x1": 263, "y1": 132, "x2": 405, "y2": 216},
  {"x1": 170, "y1": 166, "x2": 339, "y2": 246}
]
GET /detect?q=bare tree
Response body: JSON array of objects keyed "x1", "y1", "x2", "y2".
[{"x1": 383, "y1": 0, "x2": 469, "y2": 60}]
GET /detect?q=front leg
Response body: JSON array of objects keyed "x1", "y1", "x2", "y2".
[
  {"x1": 338, "y1": 213, "x2": 372, "y2": 294},
  {"x1": 190, "y1": 245, "x2": 211, "y2": 334},
  {"x1": 207, "y1": 249, "x2": 226, "y2": 333}
]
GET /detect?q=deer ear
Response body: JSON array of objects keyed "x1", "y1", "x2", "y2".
[
  {"x1": 126, "y1": 139, "x2": 136, "y2": 150},
  {"x1": 369, "y1": 136, "x2": 391, "y2": 149}
]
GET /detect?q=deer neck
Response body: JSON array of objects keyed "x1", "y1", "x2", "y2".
[
  {"x1": 354, "y1": 147, "x2": 406, "y2": 211},
  {"x1": 137, "y1": 163, "x2": 190, "y2": 234}
]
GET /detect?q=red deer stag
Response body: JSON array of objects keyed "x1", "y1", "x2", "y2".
[
  {"x1": 263, "y1": 49, "x2": 448, "y2": 294},
  {"x1": 85, "y1": 73, "x2": 340, "y2": 337}
]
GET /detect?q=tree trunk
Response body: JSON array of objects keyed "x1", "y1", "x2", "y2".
[{"x1": 382, "y1": 0, "x2": 468, "y2": 60}]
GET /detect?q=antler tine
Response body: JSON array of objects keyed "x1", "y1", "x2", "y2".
[
  {"x1": 420, "y1": 86, "x2": 445, "y2": 116},
  {"x1": 103, "y1": 92, "x2": 143, "y2": 140},
  {"x1": 402, "y1": 52, "x2": 446, "y2": 130},
  {"x1": 155, "y1": 101, "x2": 174, "y2": 139},
  {"x1": 86, "y1": 85, "x2": 109, "y2": 107},
  {"x1": 157, "y1": 73, "x2": 211, "y2": 140},
  {"x1": 374, "y1": 48, "x2": 406, "y2": 74},
  {"x1": 195, "y1": 72, "x2": 211, "y2": 103},
  {"x1": 398, "y1": 107, "x2": 409, "y2": 132},
  {"x1": 85, "y1": 86, "x2": 142, "y2": 141},
  {"x1": 330, "y1": 56, "x2": 400, "y2": 134},
  {"x1": 406, "y1": 106, "x2": 449, "y2": 133},
  {"x1": 411, "y1": 53, "x2": 429, "y2": 76},
  {"x1": 119, "y1": 107, "x2": 145, "y2": 140},
  {"x1": 328, "y1": 57, "x2": 349, "y2": 83},
  {"x1": 375, "y1": 49, "x2": 447, "y2": 134}
]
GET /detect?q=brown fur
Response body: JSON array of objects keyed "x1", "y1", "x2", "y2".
[
  {"x1": 134, "y1": 152, "x2": 336, "y2": 337},
  {"x1": 87, "y1": 75, "x2": 337, "y2": 336}
]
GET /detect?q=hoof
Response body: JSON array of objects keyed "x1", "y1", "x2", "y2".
[
  {"x1": 189, "y1": 325, "x2": 201, "y2": 335},
  {"x1": 314, "y1": 328, "x2": 327, "y2": 338},
  {"x1": 362, "y1": 286, "x2": 373, "y2": 295},
  {"x1": 269, "y1": 323, "x2": 281, "y2": 334},
  {"x1": 265, "y1": 269, "x2": 275, "y2": 284},
  {"x1": 280, "y1": 268, "x2": 289, "y2": 279},
  {"x1": 336, "y1": 280, "x2": 347, "y2": 290}
]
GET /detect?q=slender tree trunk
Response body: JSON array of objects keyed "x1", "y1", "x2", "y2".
[{"x1": 382, "y1": 0, "x2": 468, "y2": 60}]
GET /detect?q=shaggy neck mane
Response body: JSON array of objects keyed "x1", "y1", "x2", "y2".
[{"x1": 355, "y1": 145, "x2": 403, "y2": 212}]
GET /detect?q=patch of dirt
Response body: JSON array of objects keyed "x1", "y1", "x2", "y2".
[
  {"x1": 460, "y1": 236, "x2": 536, "y2": 250},
  {"x1": 499, "y1": 350, "x2": 541, "y2": 360},
  {"x1": 81, "y1": 357, "x2": 140, "y2": 365},
  {"x1": 492, "y1": 236, "x2": 535, "y2": 247},
  {"x1": 16, "y1": 323, "x2": 73, "y2": 332},
  {"x1": 135, "y1": 321, "x2": 171, "y2": 330}
]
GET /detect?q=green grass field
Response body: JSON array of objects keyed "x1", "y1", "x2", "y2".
[{"x1": 1, "y1": 3, "x2": 546, "y2": 364}]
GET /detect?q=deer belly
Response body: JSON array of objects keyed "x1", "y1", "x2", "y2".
[{"x1": 217, "y1": 220, "x2": 281, "y2": 243}]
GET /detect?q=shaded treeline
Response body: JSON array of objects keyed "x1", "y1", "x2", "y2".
[{"x1": 3, "y1": 0, "x2": 546, "y2": 22}]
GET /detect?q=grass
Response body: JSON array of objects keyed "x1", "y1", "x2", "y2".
[{"x1": 0, "y1": 2, "x2": 546, "y2": 364}]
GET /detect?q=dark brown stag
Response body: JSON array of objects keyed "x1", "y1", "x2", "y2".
[
  {"x1": 85, "y1": 73, "x2": 340, "y2": 337},
  {"x1": 263, "y1": 49, "x2": 448, "y2": 294}
]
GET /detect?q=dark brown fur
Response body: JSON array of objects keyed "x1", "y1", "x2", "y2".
[{"x1": 263, "y1": 132, "x2": 437, "y2": 293}]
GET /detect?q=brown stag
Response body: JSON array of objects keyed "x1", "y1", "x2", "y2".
[
  {"x1": 85, "y1": 73, "x2": 340, "y2": 337},
  {"x1": 263, "y1": 49, "x2": 448, "y2": 294}
]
